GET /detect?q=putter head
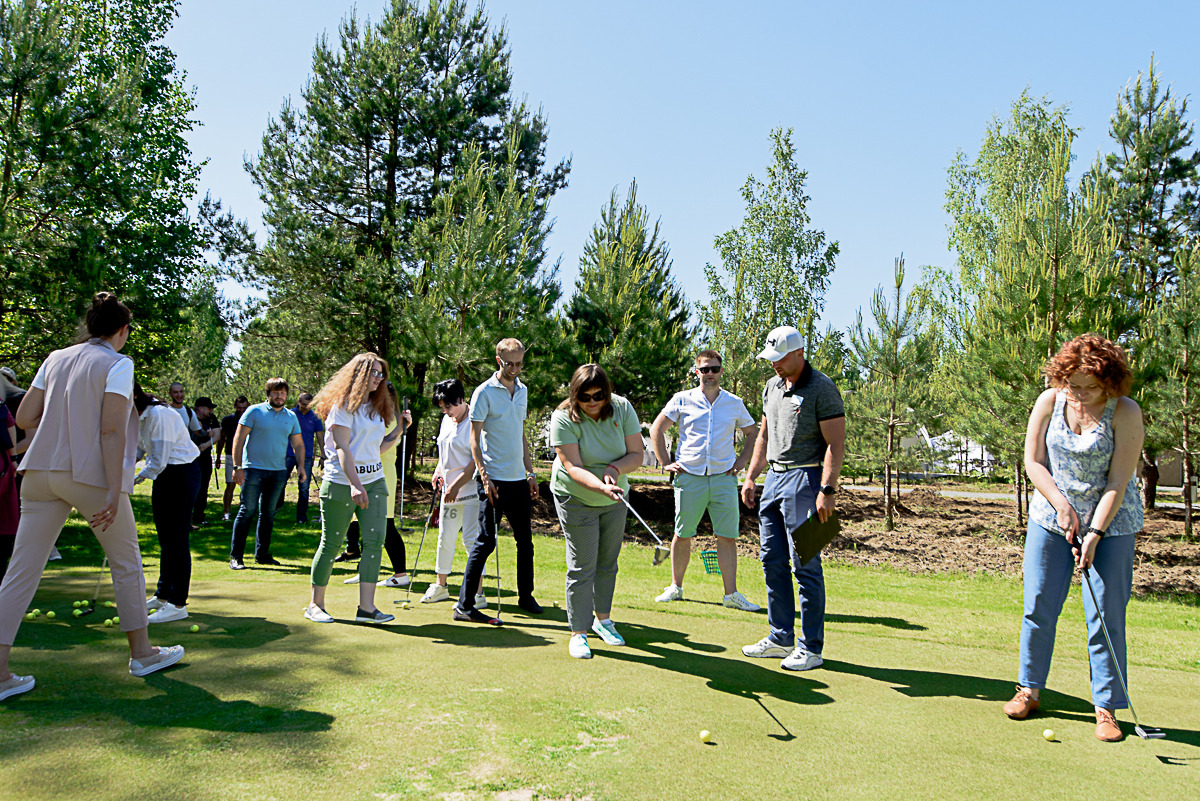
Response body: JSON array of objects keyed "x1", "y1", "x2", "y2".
[
  {"x1": 1135, "y1": 724, "x2": 1166, "y2": 740},
  {"x1": 653, "y1": 545, "x2": 670, "y2": 566},
  {"x1": 78, "y1": 607, "x2": 96, "y2": 617}
]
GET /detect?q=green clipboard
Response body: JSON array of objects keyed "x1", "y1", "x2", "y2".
[{"x1": 791, "y1": 510, "x2": 841, "y2": 565}]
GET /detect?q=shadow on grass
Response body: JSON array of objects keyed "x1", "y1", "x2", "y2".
[
  {"x1": 826, "y1": 613, "x2": 926, "y2": 631},
  {"x1": 365, "y1": 621, "x2": 553, "y2": 649},
  {"x1": 594, "y1": 621, "x2": 834, "y2": 710}
]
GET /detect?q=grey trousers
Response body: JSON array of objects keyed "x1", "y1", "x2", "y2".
[{"x1": 553, "y1": 493, "x2": 628, "y2": 631}]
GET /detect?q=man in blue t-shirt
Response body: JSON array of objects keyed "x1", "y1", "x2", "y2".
[
  {"x1": 228, "y1": 378, "x2": 305, "y2": 569},
  {"x1": 276, "y1": 392, "x2": 324, "y2": 525}
]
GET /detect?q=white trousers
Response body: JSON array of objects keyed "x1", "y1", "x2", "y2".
[{"x1": 434, "y1": 495, "x2": 482, "y2": 576}]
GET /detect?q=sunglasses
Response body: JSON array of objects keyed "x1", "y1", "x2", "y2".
[
  {"x1": 369, "y1": 369, "x2": 385, "y2": 379},
  {"x1": 578, "y1": 390, "x2": 607, "y2": 403},
  {"x1": 697, "y1": 365, "x2": 722, "y2": 374},
  {"x1": 500, "y1": 359, "x2": 525, "y2": 369}
]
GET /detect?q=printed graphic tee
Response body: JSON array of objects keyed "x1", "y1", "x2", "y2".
[{"x1": 322, "y1": 402, "x2": 386, "y2": 486}]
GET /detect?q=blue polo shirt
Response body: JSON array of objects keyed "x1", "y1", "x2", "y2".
[
  {"x1": 239, "y1": 402, "x2": 301, "y2": 471},
  {"x1": 469, "y1": 373, "x2": 528, "y2": 482},
  {"x1": 286, "y1": 407, "x2": 324, "y2": 460}
]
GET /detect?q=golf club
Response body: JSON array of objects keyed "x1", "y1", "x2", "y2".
[
  {"x1": 79, "y1": 556, "x2": 108, "y2": 617},
  {"x1": 397, "y1": 395, "x2": 409, "y2": 530},
  {"x1": 619, "y1": 493, "x2": 670, "y2": 566},
  {"x1": 1082, "y1": 566, "x2": 1165, "y2": 740},
  {"x1": 491, "y1": 497, "x2": 502, "y2": 620},
  {"x1": 398, "y1": 488, "x2": 441, "y2": 606}
]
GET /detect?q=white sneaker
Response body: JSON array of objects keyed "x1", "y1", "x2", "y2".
[
  {"x1": 421, "y1": 584, "x2": 450, "y2": 603},
  {"x1": 146, "y1": 596, "x2": 165, "y2": 612},
  {"x1": 378, "y1": 575, "x2": 410, "y2": 588},
  {"x1": 129, "y1": 645, "x2": 184, "y2": 677},
  {"x1": 304, "y1": 604, "x2": 334, "y2": 623},
  {"x1": 781, "y1": 648, "x2": 824, "y2": 672},
  {"x1": 590, "y1": 618, "x2": 625, "y2": 646},
  {"x1": 343, "y1": 574, "x2": 361, "y2": 584},
  {"x1": 147, "y1": 602, "x2": 188, "y2": 623},
  {"x1": 655, "y1": 584, "x2": 683, "y2": 602},
  {"x1": 722, "y1": 591, "x2": 761, "y2": 612},
  {"x1": 222, "y1": 513, "x2": 231, "y2": 522},
  {"x1": 48, "y1": 547, "x2": 62, "y2": 561},
  {"x1": 742, "y1": 636, "x2": 792, "y2": 658},
  {"x1": 568, "y1": 633, "x2": 593, "y2": 659},
  {"x1": 475, "y1": 592, "x2": 487, "y2": 610}
]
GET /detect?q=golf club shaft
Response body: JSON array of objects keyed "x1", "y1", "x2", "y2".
[
  {"x1": 492, "y1": 498, "x2": 501, "y2": 619},
  {"x1": 1082, "y1": 567, "x2": 1145, "y2": 728},
  {"x1": 397, "y1": 397, "x2": 408, "y2": 529},
  {"x1": 404, "y1": 489, "x2": 440, "y2": 604},
  {"x1": 619, "y1": 494, "x2": 665, "y2": 547}
]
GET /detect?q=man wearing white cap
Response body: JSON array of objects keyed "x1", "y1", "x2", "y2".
[{"x1": 739, "y1": 325, "x2": 845, "y2": 671}]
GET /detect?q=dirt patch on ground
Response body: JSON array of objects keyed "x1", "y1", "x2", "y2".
[{"x1": 403, "y1": 482, "x2": 1200, "y2": 599}]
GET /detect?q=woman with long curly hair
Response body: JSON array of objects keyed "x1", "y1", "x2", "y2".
[
  {"x1": 1004, "y1": 334, "x2": 1144, "y2": 742},
  {"x1": 304, "y1": 353, "x2": 410, "y2": 624}
]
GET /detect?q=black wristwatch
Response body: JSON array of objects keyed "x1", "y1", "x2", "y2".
[
  {"x1": 820, "y1": 484, "x2": 837, "y2": 496},
  {"x1": 1086, "y1": 526, "x2": 1106, "y2": 539}
]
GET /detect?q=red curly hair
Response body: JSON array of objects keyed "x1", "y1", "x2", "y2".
[{"x1": 1043, "y1": 334, "x2": 1132, "y2": 397}]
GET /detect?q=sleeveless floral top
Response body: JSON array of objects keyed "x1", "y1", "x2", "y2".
[{"x1": 1028, "y1": 393, "x2": 1142, "y2": 537}]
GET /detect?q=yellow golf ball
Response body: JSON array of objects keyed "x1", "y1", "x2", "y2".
[
  {"x1": 46, "y1": 611, "x2": 55, "y2": 619},
  {"x1": 80, "y1": 599, "x2": 89, "y2": 607},
  {"x1": 699, "y1": 730, "x2": 712, "y2": 743},
  {"x1": 25, "y1": 613, "x2": 34, "y2": 620},
  {"x1": 31, "y1": 608, "x2": 40, "y2": 616},
  {"x1": 72, "y1": 609, "x2": 83, "y2": 617},
  {"x1": 73, "y1": 601, "x2": 81, "y2": 608},
  {"x1": 1043, "y1": 729, "x2": 1056, "y2": 741},
  {"x1": 112, "y1": 616, "x2": 119, "y2": 625},
  {"x1": 190, "y1": 624, "x2": 199, "y2": 633},
  {"x1": 104, "y1": 619, "x2": 114, "y2": 627},
  {"x1": 105, "y1": 601, "x2": 116, "y2": 608}
]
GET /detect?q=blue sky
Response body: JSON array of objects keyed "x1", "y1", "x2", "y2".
[{"x1": 165, "y1": 0, "x2": 1200, "y2": 336}]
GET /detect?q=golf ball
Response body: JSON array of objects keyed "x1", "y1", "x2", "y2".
[
  {"x1": 104, "y1": 619, "x2": 114, "y2": 627},
  {"x1": 699, "y1": 730, "x2": 712, "y2": 743},
  {"x1": 189, "y1": 624, "x2": 199, "y2": 633},
  {"x1": 112, "y1": 616, "x2": 119, "y2": 625},
  {"x1": 73, "y1": 601, "x2": 81, "y2": 608},
  {"x1": 72, "y1": 609, "x2": 83, "y2": 617},
  {"x1": 25, "y1": 613, "x2": 34, "y2": 620},
  {"x1": 105, "y1": 601, "x2": 116, "y2": 608},
  {"x1": 1043, "y1": 729, "x2": 1055, "y2": 741},
  {"x1": 80, "y1": 600, "x2": 89, "y2": 607},
  {"x1": 31, "y1": 608, "x2": 40, "y2": 616},
  {"x1": 46, "y1": 611, "x2": 55, "y2": 619}
]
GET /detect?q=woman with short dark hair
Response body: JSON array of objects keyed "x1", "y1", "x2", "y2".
[
  {"x1": 549, "y1": 364, "x2": 644, "y2": 659},
  {"x1": 0, "y1": 293, "x2": 184, "y2": 702},
  {"x1": 1004, "y1": 334, "x2": 1144, "y2": 742}
]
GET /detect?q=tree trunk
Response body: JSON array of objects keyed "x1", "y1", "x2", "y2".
[
  {"x1": 1014, "y1": 462, "x2": 1025, "y2": 528},
  {"x1": 884, "y1": 422, "x2": 895, "y2": 531},
  {"x1": 1141, "y1": 450, "x2": 1159, "y2": 510}
]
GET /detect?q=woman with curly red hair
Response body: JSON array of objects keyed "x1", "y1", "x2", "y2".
[
  {"x1": 304, "y1": 353, "x2": 410, "y2": 625},
  {"x1": 1004, "y1": 334, "x2": 1144, "y2": 742}
]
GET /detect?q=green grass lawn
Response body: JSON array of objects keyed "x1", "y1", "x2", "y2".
[{"x1": 2, "y1": 482, "x2": 1198, "y2": 800}]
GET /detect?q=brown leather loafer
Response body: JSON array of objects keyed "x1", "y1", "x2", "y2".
[
  {"x1": 1003, "y1": 686, "x2": 1040, "y2": 719},
  {"x1": 1095, "y1": 708, "x2": 1124, "y2": 742}
]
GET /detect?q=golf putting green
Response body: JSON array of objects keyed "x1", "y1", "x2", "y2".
[{"x1": 1, "y1": 492, "x2": 1196, "y2": 800}]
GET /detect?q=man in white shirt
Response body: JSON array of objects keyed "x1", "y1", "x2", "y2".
[{"x1": 649, "y1": 350, "x2": 760, "y2": 611}]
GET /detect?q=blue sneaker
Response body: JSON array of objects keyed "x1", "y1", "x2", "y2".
[{"x1": 590, "y1": 618, "x2": 625, "y2": 646}]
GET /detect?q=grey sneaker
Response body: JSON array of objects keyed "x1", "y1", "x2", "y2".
[
  {"x1": 781, "y1": 647, "x2": 824, "y2": 672},
  {"x1": 0, "y1": 674, "x2": 35, "y2": 701},
  {"x1": 590, "y1": 618, "x2": 625, "y2": 646},
  {"x1": 742, "y1": 636, "x2": 791, "y2": 658},
  {"x1": 129, "y1": 645, "x2": 185, "y2": 677},
  {"x1": 655, "y1": 584, "x2": 683, "y2": 602},
  {"x1": 355, "y1": 608, "x2": 395, "y2": 625},
  {"x1": 722, "y1": 591, "x2": 761, "y2": 612}
]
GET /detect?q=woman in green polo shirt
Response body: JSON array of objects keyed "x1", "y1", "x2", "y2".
[{"x1": 550, "y1": 364, "x2": 644, "y2": 659}]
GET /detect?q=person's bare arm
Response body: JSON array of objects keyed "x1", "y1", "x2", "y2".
[
  {"x1": 92, "y1": 392, "x2": 131, "y2": 531},
  {"x1": 231, "y1": 424, "x2": 251, "y2": 486},
  {"x1": 522, "y1": 430, "x2": 538, "y2": 499},
  {"x1": 289, "y1": 433, "x2": 308, "y2": 482},
  {"x1": 14, "y1": 387, "x2": 44, "y2": 430},
  {"x1": 730, "y1": 423, "x2": 759, "y2": 474},
  {"x1": 741, "y1": 416, "x2": 769, "y2": 507},
  {"x1": 556, "y1": 442, "x2": 624, "y2": 500},
  {"x1": 1023, "y1": 389, "x2": 1077, "y2": 537},
  {"x1": 470, "y1": 420, "x2": 496, "y2": 501},
  {"x1": 816, "y1": 416, "x2": 846, "y2": 523},
  {"x1": 649, "y1": 412, "x2": 681, "y2": 475}
]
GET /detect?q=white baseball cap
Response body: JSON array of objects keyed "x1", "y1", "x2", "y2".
[{"x1": 757, "y1": 326, "x2": 805, "y2": 362}]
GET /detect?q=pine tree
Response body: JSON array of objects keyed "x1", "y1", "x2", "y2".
[
  {"x1": 848, "y1": 256, "x2": 935, "y2": 530},
  {"x1": 563, "y1": 181, "x2": 693, "y2": 412}
]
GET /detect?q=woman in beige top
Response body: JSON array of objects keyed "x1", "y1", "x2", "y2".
[{"x1": 0, "y1": 293, "x2": 184, "y2": 703}]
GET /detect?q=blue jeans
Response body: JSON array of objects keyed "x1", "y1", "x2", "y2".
[
  {"x1": 229, "y1": 468, "x2": 288, "y2": 562},
  {"x1": 758, "y1": 467, "x2": 825, "y2": 653},
  {"x1": 1018, "y1": 520, "x2": 1135, "y2": 708},
  {"x1": 280, "y1": 453, "x2": 315, "y2": 521}
]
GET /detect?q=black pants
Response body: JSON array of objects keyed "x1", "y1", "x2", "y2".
[
  {"x1": 0, "y1": 536, "x2": 13, "y2": 586},
  {"x1": 153, "y1": 461, "x2": 202, "y2": 606},
  {"x1": 457, "y1": 478, "x2": 534, "y2": 611},
  {"x1": 192, "y1": 454, "x2": 213, "y2": 524},
  {"x1": 347, "y1": 518, "x2": 406, "y2": 573}
]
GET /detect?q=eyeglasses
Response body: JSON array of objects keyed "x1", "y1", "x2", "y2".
[
  {"x1": 369, "y1": 369, "x2": 385, "y2": 379},
  {"x1": 500, "y1": 360, "x2": 525, "y2": 369},
  {"x1": 578, "y1": 390, "x2": 606, "y2": 403},
  {"x1": 697, "y1": 365, "x2": 722, "y2": 374}
]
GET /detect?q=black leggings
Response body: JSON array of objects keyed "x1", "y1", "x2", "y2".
[
  {"x1": 346, "y1": 518, "x2": 406, "y2": 573},
  {"x1": 0, "y1": 535, "x2": 13, "y2": 586}
]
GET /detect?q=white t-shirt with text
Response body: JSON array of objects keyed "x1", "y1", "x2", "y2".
[{"x1": 322, "y1": 402, "x2": 386, "y2": 486}]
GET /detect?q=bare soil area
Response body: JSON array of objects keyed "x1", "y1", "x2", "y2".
[{"x1": 403, "y1": 482, "x2": 1200, "y2": 599}]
